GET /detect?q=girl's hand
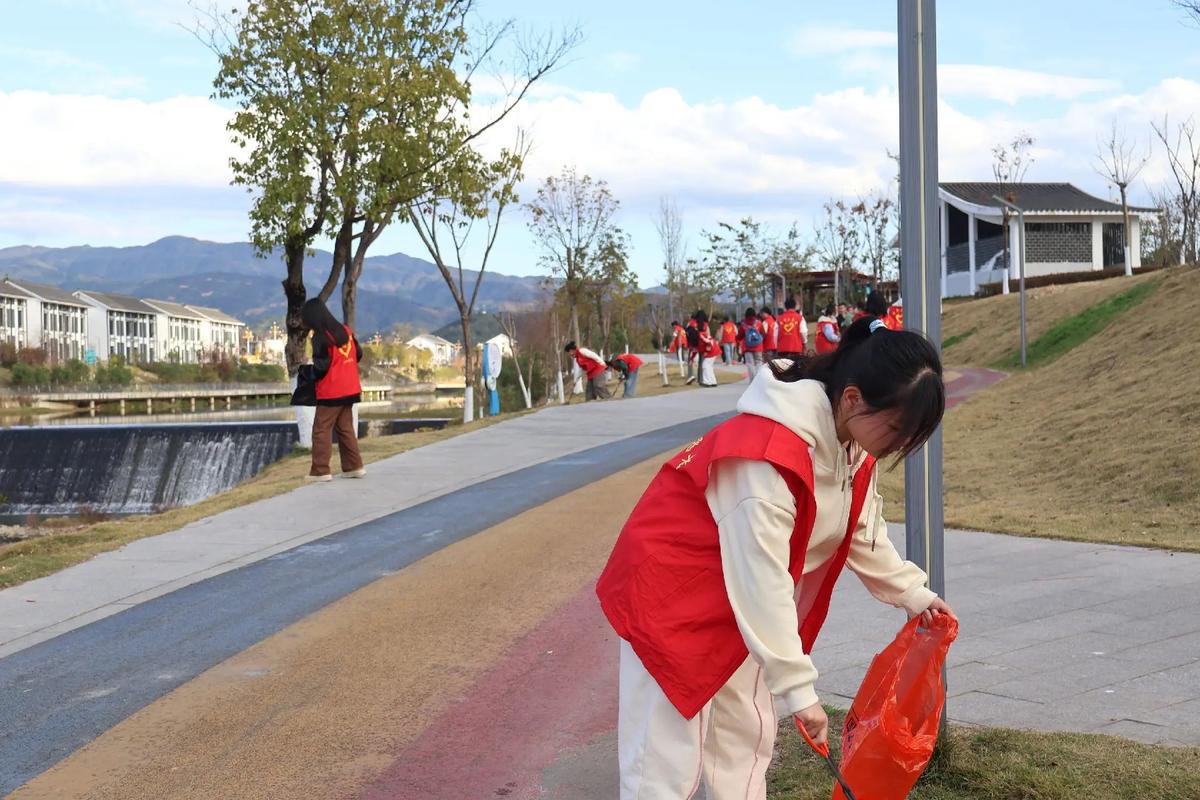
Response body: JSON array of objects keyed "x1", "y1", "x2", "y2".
[
  {"x1": 919, "y1": 597, "x2": 957, "y2": 627},
  {"x1": 793, "y1": 701, "x2": 829, "y2": 747}
]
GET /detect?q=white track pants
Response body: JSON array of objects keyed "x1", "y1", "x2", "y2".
[{"x1": 618, "y1": 640, "x2": 776, "y2": 800}]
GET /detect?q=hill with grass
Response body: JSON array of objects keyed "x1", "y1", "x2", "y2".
[{"x1": 880, "y1": 267, "x2": 1198, "y2": 552}]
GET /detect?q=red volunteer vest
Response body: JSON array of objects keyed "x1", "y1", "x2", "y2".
[
  {"x1": 316, "y1": 326, "x2": 362, "y2": 400},
  {"x1": 596, "y1": 413, "x2": 877, "y2": 719},
  {"x1": 776, "y1": 310, "x2": 805, "y2": 353},
  {"x1": 815, "y1": 320, "x2": 839, "y2": 355},
  {"x1": 574, "y1": 349, "x2": 607, "y2": 380},
  {"x1": 720, "y1": 321, "x2": 738, "y2": 344},
  {"x1": 761, "y1": 314, "x2": 777, "y2": 349},
  {"x1": 616, "y1": 353, "x2": 644, "y2": 371}
]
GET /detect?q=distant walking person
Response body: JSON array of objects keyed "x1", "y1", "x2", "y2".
[
  {"x1": 697, "y1": 325, "x2": 721, "y2": 387},
  {"x1": 719, "y1": 315, "x2": 738, "y2": 365},
  {"x1": 738, "y1": 307, "x2": 765, "y2": 381},
  {"x1": 608, "y1": 353, "x2": 645, "y2": 398},
  {"x1": 815, "y1": 304, "x2": 841, "y2": 355},
  {"x1": 301, "y1": 298, "x2": 365, "y2": 482},
  {"x1": 566, "y1": 341, "x2": 611, "y2": 400},
  {"x1": 775, "y1": 295, "x2": 808, "y2": 360}
]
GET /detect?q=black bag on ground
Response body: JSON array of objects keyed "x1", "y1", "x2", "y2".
[{"x1": 290, "y1": 364, "x2": 318, "y2": 406}]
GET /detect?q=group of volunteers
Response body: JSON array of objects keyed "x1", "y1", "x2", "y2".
[{"x1": 596, "y1": 295, "x2": 949, "y2": 800}]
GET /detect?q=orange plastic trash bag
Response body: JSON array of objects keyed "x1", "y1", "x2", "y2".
[{"x1": 831, "y1": 613, "x2": 958, "y2": 800}]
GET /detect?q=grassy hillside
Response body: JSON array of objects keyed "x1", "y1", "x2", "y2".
[
  {"x1": 939, "y1": 271, "x2": 1163, "y2": 367},
  {"x1": 881, "y1": 267, "x2": 1199, "y2": 551}
]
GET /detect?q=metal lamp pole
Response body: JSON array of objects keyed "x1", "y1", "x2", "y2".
[
  {"x1": 991, "y1": 195, "x2": 1027, "y2": 367},
  {"x1": 897, "y1": 0, "x2": 944, "y2": 608}
]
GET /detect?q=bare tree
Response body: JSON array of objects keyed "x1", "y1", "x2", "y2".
[
  {"x1": 853, "y1": 194, "x2": 897, "y2": 287},
  {"x1": 1174, "y1": 1, "x2": 1200, "y2": 24},
  {"x1": 815, "y1": 200, "x2": 862, "y2": 305},
  {"x1": 408, "y1": 136, "x2": 528, "y2": 424},
  {"x1": 526, "y1": 167, "x2": 623, "y2": 345},
  {"x1": 1151, "y1": 115, "x2": 1200, "y2": 265},
  {"x1": 1094, "y1": 121, "x2": 1150, "y2": 276},
  {"x1": 992, "y1": 133, "x2": 1035, "y2": 292},
  {"x1": 654, "y1": 196, "x2": 685, "y2": 323},
  {"x1": 1143, "y1": 185, "x2": 1184, "y2": 265},
  {"x1": 498, "y1": 311, "x2": 533, "y2": 409}
]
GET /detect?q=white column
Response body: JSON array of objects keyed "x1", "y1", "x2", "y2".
[
  {"x1": 1131, "y1": 216, "x2": 1142, "y2": 268},
  {"x1": 967, "y1": 212, "x2": 977, "y2": 295},
  {"x1": 940, "y1": 201, "x2": 949, "y2": 298},
  {"x1": 1091, "y1": 220, "x2": 1104, "y2": 270},
  {"x1": 1004, "y1": 221, "x2": 1019, "y2": 294}
]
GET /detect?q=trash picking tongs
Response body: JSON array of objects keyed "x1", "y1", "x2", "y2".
[{"x1": 795, "y1": 718, "x2": 858, "y2": 800}]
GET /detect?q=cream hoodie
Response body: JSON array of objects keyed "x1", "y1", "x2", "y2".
[{"x1": 705, "y1": 365, "x2": 937, "y2": 716}]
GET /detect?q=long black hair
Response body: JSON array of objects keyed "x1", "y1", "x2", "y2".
[
  {"x1": 770, "y1": 316, "x2": 944, "y2": 458},
  {"x1": 301, "y1": 298, "x2": 350, "y2": 346}
]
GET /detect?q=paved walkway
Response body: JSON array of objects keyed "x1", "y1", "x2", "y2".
[
  {"x1": 0, "y1": 380, "x2": 742, "y2": 659},
  {"x1": 5, "y1": 365, "x2": 1200, "y2": 799}
]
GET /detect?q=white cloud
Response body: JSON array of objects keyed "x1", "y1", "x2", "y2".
[
  {"x1": 939, "y1": 64, "x2": 1119, "y2": 104},
  {"x1": 788, "y1": 25, "x2": 893, "y2": 57},
  {"x1": 0, "y1": 91, "x2": 235, "y2": 187}
]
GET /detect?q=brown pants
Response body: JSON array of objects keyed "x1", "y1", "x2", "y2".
[{"x1": 310, "y1": 404, "x2": 364, "y2": 476}]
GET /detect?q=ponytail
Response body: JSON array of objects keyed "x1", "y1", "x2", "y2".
[{"x1": 769, "y1": 316, "x2": 944, "y2": 458}]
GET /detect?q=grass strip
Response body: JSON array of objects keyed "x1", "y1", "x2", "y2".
[
  {"x1": 942, "y1": 327, "x2": 977, "y2": 350},
  {"x1": 994, "y1": 279, "x2": 1159, "y2": 369},
  {"x1": 769, "y1": 707, "x2": 1200, "y2": 799}
]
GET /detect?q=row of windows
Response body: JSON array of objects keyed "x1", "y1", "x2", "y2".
[
  {"x1": 2, "y1": 297, "x2": 26, "y2": 331},
  {"x1": 108, "y1": 311, "x2": 156, "y2": 339},
  {"x1": 44, "y1": 303, "x2": 86, "y2": 335}
]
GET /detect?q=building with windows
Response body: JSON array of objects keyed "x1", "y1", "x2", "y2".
[
  {"x1": 0, "y1": 279, "x2": 32, "y2": 351},
  {"x1": 3, "y1": 279, "x2": 90, "y2": 363},
  {"x1": 406, "y1": 333, "x2": 458, "y2": 366},
  {"x1": 74, "y1": 290, "x2": 160, "y2": 364},
  {"x1": 188, "y1": 305, "x2": 246, "y2": 359},
  {"x1": 938, "y1": 183, "x2": 1158, "y2": 298},
  {"x1": 143, "y1": 299, "x2": 208, "y2": 364}
]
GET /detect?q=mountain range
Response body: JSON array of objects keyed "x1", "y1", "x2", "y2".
[{"x1": 0, "y1": 236, "x2": 549, "y2": 333}]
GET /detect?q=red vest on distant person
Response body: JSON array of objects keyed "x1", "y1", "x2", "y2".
[
  {"x1": 815, "y1": 319, "x2": 839, "y2": 355},
  {"x1": 316, "y1": 326, "x2": 362, "y2": 400},
  {"x1": 761, "y1": 314, "x2": 777, "y2": 349},
  {"x1": 615, "y1": 353, "x2": 644, "y2": 371},
  {"x1": 574, "y1": 349, "x2": 607, "y2": 380},
  {"x1": 720, "y1": 321, "x2": 738, "y2": 344},
  {"x1": 776, "y1": 310, "x2": 806, "y2": 353},
  {"x1": 596, "y1": 413, "x2": 877, "y2": 719}
]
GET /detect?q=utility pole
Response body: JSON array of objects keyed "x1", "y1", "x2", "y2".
[{"x1": 897, "y1": 0, "x2": 945, "y2": 612}]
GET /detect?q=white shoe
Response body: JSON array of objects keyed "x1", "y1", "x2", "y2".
[
  {"x1": 305, "y1": 474, "x2": 332, "y2": 483},
  {"x1": 684, "y1": 376, "x2": 696, "y2": 385},
  {"x1": 344, "y1": 468, "x2": 367, "y2": 478}
]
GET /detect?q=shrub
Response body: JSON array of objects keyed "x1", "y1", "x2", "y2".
[
  {"x1": 16, "y1": 347, "x2": 47, "y2": 366},
  {"x1": 10, "y1": 362, "x2": 50, "y2": 387}
]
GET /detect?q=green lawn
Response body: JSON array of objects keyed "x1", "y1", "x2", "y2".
[{"x1": 769, "y1": 708, "x2": 1200, "y2": 800}]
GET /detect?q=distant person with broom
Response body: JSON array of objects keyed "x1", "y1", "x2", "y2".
[{"x1": 300, "y1": 298, "x2": 365, "y2": 481}]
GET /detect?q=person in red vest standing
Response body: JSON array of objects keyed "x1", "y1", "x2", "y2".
[
  {"x1": 596, "y1": 318, "x2": 954, "y2": 798},
  {"x1": 815, "y1": 303, "x2": 841, "y2": 354},
  {"x1": 565, "y1": 340, "x2": 610, "y2": 400},
  {"x1": 301, "y1": 298, "x2": 365, "y2": 481},
  {"x1": 719, "y1": 315, "x2": 738, "y2": 365},
  {"x1": 774, "y1": 295, "x2": 808, "y2": 360},
  {"x1": 737, "y1": 307, "x2": 765, "y2": 381},
  {"x1": 607, "y1": 352, "x2": 645, "y2": 398},
  {"x1": 697, "y1": 325, "x2": 722, "y2": 387},
  {"x1": 759, "y1": 306, "x2": 777, "y2": 361}
]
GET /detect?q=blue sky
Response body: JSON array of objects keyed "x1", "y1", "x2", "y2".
[{"x1": 2, "y1": 0, "x2": 1199, "y2": 287}]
